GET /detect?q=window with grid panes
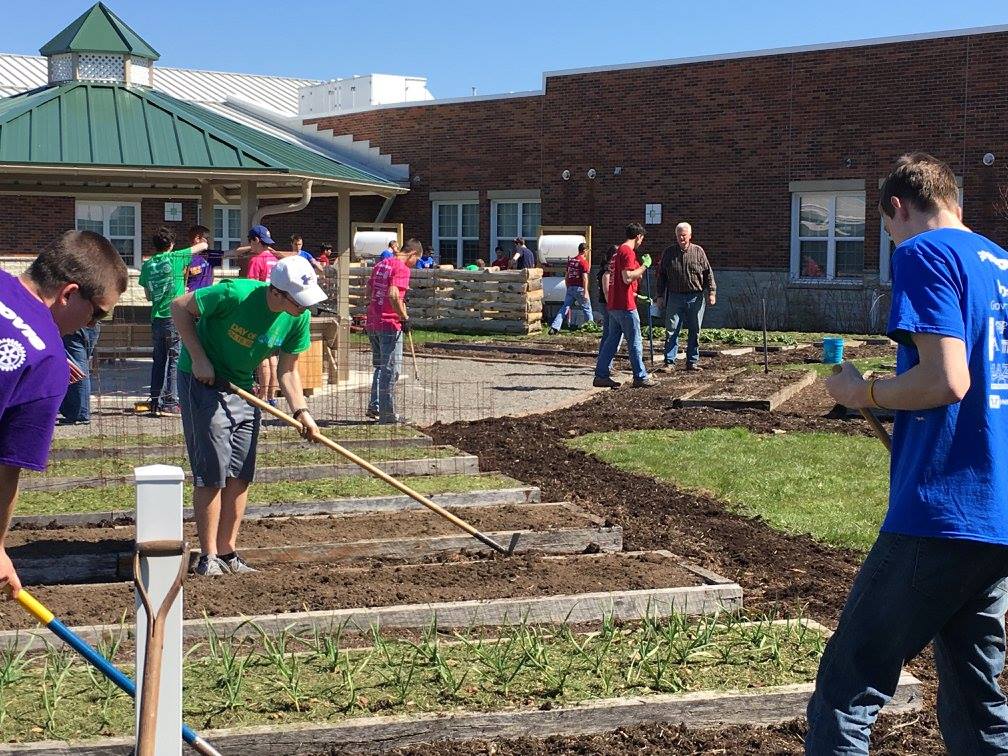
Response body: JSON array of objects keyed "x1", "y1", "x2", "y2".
[
  {"x1": 198, "y1": 205, "x2": 243, "y2": 270},
  {"x1": 433, "y1": 201, "x2": 479, "y2": 267},
  {"x1": 491, "y1": 200, "x2": 540, "y2": 257},
  {"x1": 790, "y1": 192, "x2": 865, "y2": 280},
  {"x1": 75, "y1": 201, "x2": 140, "y2": 267}
]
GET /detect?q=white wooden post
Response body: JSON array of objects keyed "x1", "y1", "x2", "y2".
[{"x1": 135, "y1": 465, "x2": 185, "y2": 755}]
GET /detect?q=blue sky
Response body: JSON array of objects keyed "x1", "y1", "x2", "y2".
[{"x1": 6, "y1": 0, "x2": 1008, "y2": 98}]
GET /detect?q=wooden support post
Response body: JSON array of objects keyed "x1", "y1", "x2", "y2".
[
  {"x1": 336, "y1": 190, "x2": 351, "y2": 382},
  {"x1": 134, "y1": 465, "x2": 185, "y2": 756}
]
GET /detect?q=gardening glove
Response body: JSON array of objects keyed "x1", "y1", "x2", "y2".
[
  {"x1": 635, "y1": 293, "x2": 652, "y2": 304},
  {"x1": 400, "y1": 317, "x2": 413, "y2": 334},
  {"x1": 640, "y1": 254, "x2": 652, "y2": 269}
]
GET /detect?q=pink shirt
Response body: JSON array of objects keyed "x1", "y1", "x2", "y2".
[
  {"x1": 246, "y1": 250, "x2": 278, "y2": 282},
  {"x1": 366, "y1": 257, "x2": 410, "y2": 331}
]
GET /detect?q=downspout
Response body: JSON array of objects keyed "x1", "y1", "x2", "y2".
[
  {"x1": 374, "y1": 194, "x2": 395, "y2": 223},
  {"x1": 253, "y1": 180, "x2": 314, "y2": 225}
]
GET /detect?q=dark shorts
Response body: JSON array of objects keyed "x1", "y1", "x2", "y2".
[{"x1": 178, "y1": 370, "x2": 260, "y2": 488}]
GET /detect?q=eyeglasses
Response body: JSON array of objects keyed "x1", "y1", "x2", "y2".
[{"x1": 270, "y1": 286, "x2": 307, "y2": 312}]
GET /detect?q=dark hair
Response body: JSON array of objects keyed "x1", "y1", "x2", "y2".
[
  {"x1": 188, "y1": 225, "x2": 210, "y2": 241},
  {"x1": 578, "y1": 242, "x2": 589, "y2": 253},
  {"x1": 290, "y1": 234, "x2": 303, "y2": 243},
  {"x1": 514, "y1": 237, "x2": 525, "y2": 245},
  {"x1": 602, "y1": 244, "x2": 619, "y2": 264},
  {"x1": 319, "y1": 242, "x2": 333, "y2": 253},
  {"x1": 879, "y1": 152, "x2": 960, "y2": 218},
  {"x1": 27, "y1": 230, "x2": 128, "y2": 298},
  {"x1": 625, "y1": 223, "x2": 645, "y2": 240},
  {"x1": 494, "y1": 246, "x2": 504, "y2": 254},
  {"x1": 402, "y1": 238, "x2": 424, "y2": 255},
  {"x1": 152, "y1": 226, "x2": 175, "y2": 252}
]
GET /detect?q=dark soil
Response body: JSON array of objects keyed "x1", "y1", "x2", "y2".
[
  {"x1": 691, "y1": 368, "x2": 812, "y2": 401},
  {"x1": 3, "y1": 504, "x2": 595, "y2": 556},
  {"x1": 0, "y1": 552, "x2": 700, "y2": 631}
]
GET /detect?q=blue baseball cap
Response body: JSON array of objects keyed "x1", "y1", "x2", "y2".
[{"x1": 248, "y1": 224, "x2": 275, "y2": 245}]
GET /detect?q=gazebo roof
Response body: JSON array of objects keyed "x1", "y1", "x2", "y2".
[
  {"x1": 0, "y1": 81, "x2": 404, "y2": 191},
  {"x1": 40, "y1": 2, "x2": 160, "y2": 60}
]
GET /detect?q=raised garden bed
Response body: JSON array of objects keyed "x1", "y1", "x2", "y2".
[
  {"x1": 6, "y1": 502, "x2": 621, "y2": 585},
  {"x1": 12, "y1": 475, "x2": 535, "y2": 526},
  {"x1": 0, "y1": 551, "x2": 741, "y2": 638},
  {"x1": 676, "y1": 369, "x2": 818, "y2": 411},
  {"x1": 0, "y1": 618, "x2": 921, "y2": 753}
]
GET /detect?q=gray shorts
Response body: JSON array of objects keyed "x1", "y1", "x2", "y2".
[{"x1": 178, "y1": 370, "x2": 261, "y2": 488}]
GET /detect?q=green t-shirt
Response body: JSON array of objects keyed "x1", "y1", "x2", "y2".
[
  {"x1": 138, "y1": 247, "x2": 196, "y2": 320},
  {"x1": 177, "y1": 279, "x2": 311, "y2": 390}
]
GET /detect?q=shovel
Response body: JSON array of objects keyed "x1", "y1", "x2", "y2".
[
  {"x1": 214, "y1": 378, "x2": 516, "y2": 556},
  {"x1": 831, "y1": 364, "x2": 892, "y2": 450}
]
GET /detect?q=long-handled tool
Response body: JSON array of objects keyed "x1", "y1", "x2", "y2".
[
  {"x1": 644, "y1": 269, "x2": 655, "y2": 363},
  {"x1": 134, "y1": 539, "x2": 188, "y2": 756},
  {"x1": 406, "y1": 331, "x2": 420, "y2": 381},
  {"x1": 13, "y1": 588, "x2": 222, "y2": 756},
  {"x1": 215, "y1": 379, "x2": 515, "y2": 556},
  {"x1": 831, "y1": 364, "x2": 892, "y2": 450}
]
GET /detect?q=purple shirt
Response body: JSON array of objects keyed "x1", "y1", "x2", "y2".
[
  {"x1": 0, "y1": 270, "x2": 68, "y2": 470},
  {"x1": 186, "y1": 253, "x2": 213, "y2": 291}
]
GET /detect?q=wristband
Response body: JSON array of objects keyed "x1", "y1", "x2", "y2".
[
  {"x1": 292, "y1": 408, "x2": 309, "y2": 421},
  {"x1": 867, "y1": 376, "x2": 887, "y2": 410}
]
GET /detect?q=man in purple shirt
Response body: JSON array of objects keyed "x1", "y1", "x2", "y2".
[
  {"x1": 0, "y1": 231, "x2": 128, "y2": 596},
  {"x1": 186, "y1": 225, "x2": 215, "y2": 292}
]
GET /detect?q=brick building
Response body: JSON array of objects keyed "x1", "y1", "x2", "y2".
[{"x1": 1, "y1": 7, "x2": 1007, "y2": 331}]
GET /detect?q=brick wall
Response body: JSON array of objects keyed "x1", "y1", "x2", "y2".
[{"x1": 0, "y1": 196, "x2": 75, "y2": 252}]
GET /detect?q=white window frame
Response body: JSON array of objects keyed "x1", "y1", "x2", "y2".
[
  {"x1": 879, "y1": 184, "x2": 963, "y2": 284},
  {"x1": 74, "y1": 200, "x2": 142, "y2": 268},
  {"x1": 198, "y1": 203, "x2": 243, "y2": 271},
  {"x1": 789, "y1": 191, "x2": 866, "y2": 282},
  {"x1": 490, "y1": 198, "x2": 541, "y2": 258},
  {"x1": 432, "y1": 200, "x2": 479, "y2": 267}
]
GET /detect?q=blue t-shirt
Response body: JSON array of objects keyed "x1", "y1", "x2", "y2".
[
  {"x1": 514, "y1": 246, "x2": 535, "y2": 270},
  {"x1": 379, "y1": 250, "x2": 394, "y2": 260},
  {"x1": 882, "y1": 227, "x2": 1008, "y2": 544},
  {"x1": 415, "y1": 255, "x2": 436, "y2": 269},
  {"x1": 299, "y1": 250, "x2": 314, "y2": 263}
]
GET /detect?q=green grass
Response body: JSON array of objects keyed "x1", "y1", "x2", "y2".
[
  {"x1": 568, "y1": 428, "x2": 889, "y2": 551},
  {"x1": 50, "y1": 424, "x2": 425, "y2": 450},
  {"x1": 37, "y1": 445, "x2": 458, "y2": 480},
  {"x1": 806, "y1": 356, "x2": 896, "y2": 377},
  {"x1": 0, "y1": 614, "x2": 825, "y2": 744},
  {"x1": 17, "y1": 473, "x2": 520, "y2": 516}
]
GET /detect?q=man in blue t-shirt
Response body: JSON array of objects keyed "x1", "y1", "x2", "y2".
[
  {"x1": 808, "y1": 153, "x2": 1008, "y2": 754},
  {"x1": 510, "y1": 237, "x2": 536, "y2": 270}
]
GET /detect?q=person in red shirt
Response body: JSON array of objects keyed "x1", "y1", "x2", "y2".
[
  {"x1": 593, "y1": 223, "x2": 653, "y2": 388},
  {"x1": 366, "y1": 238, "x2": 422, "y2": 423},
  {"x1": 548, "y1": 243, "x2": 593, "y2": 333}
]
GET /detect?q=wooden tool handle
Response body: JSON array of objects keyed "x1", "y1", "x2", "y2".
[{"x1": 830, "y1": 364, "x2": 893, "y2": 451}]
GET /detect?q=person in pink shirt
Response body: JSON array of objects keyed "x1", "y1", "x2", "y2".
[
  {"x1": 366, "y1": 238, "x2": 422, "y2": 423},
  {"x1": 243, "y1": 225, "x2": 281, "y2": 403}
]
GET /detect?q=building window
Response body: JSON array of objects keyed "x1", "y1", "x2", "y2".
[
  {"x1": 432, "y1": 201, "x2": 479, "y2": 267},
  {"x1": 790, "y1": 192, "x2": 865, "y2": 281},
  {"x1": 491, "y1": 199, "x2": 540, "y2": 257},
  {"x1": 75, "y1": 201, "x2": 141, "y2": 268},
  {"x1": 198, "y1": 204, "x2": 243, "y2": 270}
]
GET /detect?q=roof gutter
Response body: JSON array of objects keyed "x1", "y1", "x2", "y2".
[{"x1": 254, "y1": 179, "x2": 313, "y2": 225}]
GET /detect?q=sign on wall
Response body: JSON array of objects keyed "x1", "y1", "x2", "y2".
[
  {"x1": 164, "y1": 202, "x2": 182, "y2": 222},
  {"x1": 645, "y1": 203, "x2": 662, "y2": 225}
]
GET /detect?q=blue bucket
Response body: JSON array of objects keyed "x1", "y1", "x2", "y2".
[{"x1": 822, "y1": 337, "x2": 845, "y2": 364}]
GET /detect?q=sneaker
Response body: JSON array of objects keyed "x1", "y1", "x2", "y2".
[
  {"x1": 592, "y1": 376, "x2": 621, "y2": 389},
  {"x1": 157, "y1": 404, "x2": 181, "y2": 417},
  {"x1": 365, "y1": 407, "x2": 380, "y2": 419},
  {"x1": 220, "y1": 553, "x2": 257, "y2": 574},
  {"x1": 194, "y1": 555, "x2": 226, "y2": 577},
  {"x1": 548, "y1": 327, "x2": 560, "y2": 335},
  {"x1": 686, "y1": 364, "x2": 703, "y2": 372},
  {"x1": 632, "y1": 377, "x2": 657, "y2": 388},
  {"x1": 377, "y1": 413, "x2": 403, "y2": 425},
  {"x1": 654, "y1": 363, "x2": 675, "y2": 373}
]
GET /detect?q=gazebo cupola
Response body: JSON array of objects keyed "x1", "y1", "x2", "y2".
[{"x1": 40, "y1": 2, "x2": 160, "y2": 87}]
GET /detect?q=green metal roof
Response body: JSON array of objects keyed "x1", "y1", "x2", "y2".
[
  {"x1": 0, "y1": 82, "x2": 402, "y2": 189},
  {"x1": 40, "y1": 2, "x2": 159, "y2": 60}
]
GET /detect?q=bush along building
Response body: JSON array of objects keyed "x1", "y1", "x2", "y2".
[{"x1": 0, "y1": 4, "x2": 1006, "y2": 331}]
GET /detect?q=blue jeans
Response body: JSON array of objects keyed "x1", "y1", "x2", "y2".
[
  {"x1": 368, "y1": 329, "x2": 403, "y2": 420},
  {"x1": 595, "y1": 309, "x2": 646, "y2": 381},
  {"x1": 806, "y1": 532, "x2": 1008, "y2": 754},
  {"x1": 150, "y1": 317, "x2": 181, "y2": 409},
  {"x1": 550, "y1": 286, "x2": 594, "y2": 331},
  {"x1": 59, "y1": 325, "x2": 100, "y2": 422},
  {"x1": 597, "y1": 308, "x2": 625, "y2": 377},
  {"x1": 663, "y1": 292, "x2": 705, "y2": 366}
]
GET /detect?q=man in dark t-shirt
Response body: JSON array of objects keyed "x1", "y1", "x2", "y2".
[{"x1": 511, "y1": 237, "x2": 536, "y2": 270}]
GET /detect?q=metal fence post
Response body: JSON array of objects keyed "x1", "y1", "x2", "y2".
[{"x1": 135, "y1": 464, "x2": 185, "y2": 755}]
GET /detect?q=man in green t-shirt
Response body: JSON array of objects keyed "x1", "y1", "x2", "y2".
[
  {"x1": 138, "y1": 226, "x2": 208, "y2": 416},
  {"x1": 171, "y1": 255, "x2": 328, "y2": 577}
]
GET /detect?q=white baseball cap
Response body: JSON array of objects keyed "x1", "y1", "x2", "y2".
[{"x1": 270, "y1": 255, "x2": 328, "y2": 308}]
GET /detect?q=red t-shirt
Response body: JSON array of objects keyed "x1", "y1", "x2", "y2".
[
  {"x1": 564, "y1": 254, "x2": 590, "y2": 287},
  {"x1": 366, "y1": 256, "x2": 411, "y2": 331},
  {"x1": 606, "y1": 243, "x2": 639, "y2": 311}
]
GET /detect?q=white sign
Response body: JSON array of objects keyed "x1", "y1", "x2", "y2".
[
  {"x1": 164, "y1": 202, "x2": 182, "y2": 222},
  {"x1": 645, "y1": 203, "x2": 662, "y2": 225}
]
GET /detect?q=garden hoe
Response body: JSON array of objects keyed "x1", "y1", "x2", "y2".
[
  {"x1": 215, "y1": 379, "x2": 517, "y2": 556},
  {"x1": 134, "y1": 539, "x2": 189, "y2": 756},
  {"x1": 407, "y1": 330, "x2": 421, "y2": 381},
  {"x1": 831, "y1": 364, "x2": 892, "y2": 450},
  {"x1": 11, "y1": 587, "x2": 222, "y2": 755}
]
